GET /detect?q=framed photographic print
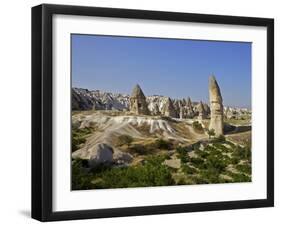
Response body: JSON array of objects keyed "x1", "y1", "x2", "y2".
[{"x1": 32, "y1": 4, "x2": 274, "y2": 221}]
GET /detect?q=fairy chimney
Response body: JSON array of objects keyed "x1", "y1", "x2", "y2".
[
  {"x1": 163, "y1": 98, "x2": 177, "y2": 118},
  {"x1": 129, "y1": 84, "x2": 149, "y2": 115},
  {"x1": 186, "y1": 97, "x2": 195, "y2": 118},
  {"x1": 209, "y1": 75, "x2": 224, "y2": 136},
  {"x1": 197, "y1": 101, "x2": 207, "y2": 120}
]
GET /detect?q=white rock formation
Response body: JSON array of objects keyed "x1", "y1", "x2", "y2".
[
  {"x1": 209, "y1": 76, "x2": 224, "y2": 136},
  {"x1": 72, "y1": 143, "x2": 113, "y2": 167},
  {"x1": 129, "y1": 84, "x2": 150, "y2": 115}
]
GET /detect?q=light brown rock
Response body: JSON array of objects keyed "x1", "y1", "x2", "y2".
[
  {"x1": 129, "y1": 84, "x2": 150, "y2": 115},
  {"x1": 209, "y1": 75, "x2": 224, "y2": 136},
  {"x1": 197, "y1": 101, "x2": 207, "y2": 120},
  {"x1": 163, "y1": 97, "x2": 178, "y2": 118}
]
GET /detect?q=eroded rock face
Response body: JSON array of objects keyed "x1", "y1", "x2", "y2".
[
  {"x1": 163, "y1": 97, "x2": 178, "y2": 118},
  {"x1": 113, "y1": 150, "x2": 133, "y2": 165},
  {"x1": 72, "y1": 143, "x2": 113, "y2": 168},
  {"x1": 209, "y1": 76, "x2": 224, "y2": 136},
  {"x1": 197, "y1": 101, "x2": 207, "y2": 120},
  {"x1": 129, "y1": 84, "x2": 150, "y2": 115}
]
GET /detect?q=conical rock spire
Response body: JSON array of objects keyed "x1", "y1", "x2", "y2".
[
  {"x1": 129, "y1": 84, "x2": 149, "y2": 115},
  {"x1": 209, "y1": 75, "x2": 224, "y2": 136}
]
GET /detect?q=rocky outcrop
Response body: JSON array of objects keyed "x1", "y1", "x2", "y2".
[
  {"x1": 129, "y1": 84, "x2": 150, "y2": 115},
  {"x1": 72, "y1": 143, "x2": 113, "y2": 168},
  {"x1": 197, "y1": 101, "x2": 207, "y2": 120},
  {"x1": 72, "y1": 88, "x2": 129, "y2": 111},
  {"x1": 72, "y1": 88, "x2": 95, "y2": 110},
  {"x1": 72, "y1": 84, "x2": 249, "y2": 121},
  {"x1": 186, "y1": 97, "x2": 195, "y2": 118},
  {"x1": 209, "y1": 76, "x2": 224, "y2": 136},
  {"x1": 163, "y1": 97, "x2": 178, "y2": 118},
  {"x1": 113, "y1": 150, "x2": 133, "y2": 165}
]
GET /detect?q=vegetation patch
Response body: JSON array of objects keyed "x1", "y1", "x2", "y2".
[
  {"x1": 192, "y1": 121, "x2": 204, "y2": 133},
  {"x1": 72, "y1": 127, "x2": 93, "y2": 152},
  {"x1": 72, "y1": 155, "x2": 175, "y2": 190},
  {"x1": 116, "y1": 134, "x2": 134, "y2": 147}
]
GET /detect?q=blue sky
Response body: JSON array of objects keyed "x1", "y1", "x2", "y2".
[{"x1": 72, "y1": 34, "x2": 251, "y2": 108}]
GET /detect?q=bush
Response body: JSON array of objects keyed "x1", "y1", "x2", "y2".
[
  {"x1": 226, "y1": 172, "x2": 251, "y2": 182},
  {"x1": 195, "y1": 149, "x2": 209, "y2": 159},
  {"x1": 205, "y1": 155, "x2": 227, "y2": 173},
  {"x1": 176, "y1": 146, "x2": 189, "y2": 163},
  {"x1": 190, "y1": 157, "x2": 205, "y2": 167},
  {"x1": 72, "y1": 159, "x2": 92, "y2": 190},
  {"x1": 91, "y1": 155, "x2": 175, "y2": 189},
  {"x1": 181, "y1": 164, "x2": 197, "y2": 175},
  {"x1": 192, "y1": 121, "x2": 204, "y2": 132},
  {"x1": 128, "y1": 144, "x2": 149, "y2": 155},
  {"x1": 212, "y1": 135, "x2": 226, "y2": 143},
  {"x1": 235, "y1": 164, "x2": 251, "y2": 174},
  {"x1": 232, "y1": 145, "x2": 251, "y2": 160},
  {"x1": 117, "y1": 134, "x2": 133, "y2": 146},
  {"x1": 153, "y1": 139, "x2": 172, "y2": 150},
  {"x1": 207, "y1": 129, "x2": 215, "y2": 138}
]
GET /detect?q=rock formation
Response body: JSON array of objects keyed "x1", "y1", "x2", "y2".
[
  {"x1": 197, "y1": 101, "x2": 207, "y2": 120},
  {"x1": 129, "y1": 84, "x2": 150, "y2": 115},
  {"x1": 209, "y1": 76, "x2": 224, "y2": 136},
  {"x1": 72, "y1": 143, "x2": 113, "y2": 168},
  {"x1": 163, "y1": 97, "x2": 178, "y2": 118},
  {"x1": 186, "y1": 97, "x2": 195, "y2": 118}
]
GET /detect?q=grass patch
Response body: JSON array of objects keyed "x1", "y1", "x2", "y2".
[{"x1": 72, "y1": 127, "x2": 93, "y2": 152}]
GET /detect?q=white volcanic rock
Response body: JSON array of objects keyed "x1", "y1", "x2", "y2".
[
  {"x1": 73, "y1": 88, "x2": 129, "y2": 111},
  {"x1": 209, "y1": 76, "x2": 224, "y2": 136},
  {"x1": 72, "y1": 143, "x2": 113, "y2": 167},
  {"x1": 197, "y1": 101, "x2": 207, "y2": 120},
  {"x1": 163, "y1": 97, "x2": 178, "y2": 118},
  {"x1": 113, "y1": 150, "x2": 133, "y2": 164},
  {"x1": 72, "y1": 87, "x2": 250, "y2": 120},
  {"x1": 129, "y1": 84, "x2": 150, "y2": 115}
]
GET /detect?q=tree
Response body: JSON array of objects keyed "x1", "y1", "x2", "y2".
[{"x1": 207, "y1": 129, "x2": 215, "y2": 139}]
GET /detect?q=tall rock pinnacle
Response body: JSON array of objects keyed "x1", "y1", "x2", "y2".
[
  {"x1": 129, "y1": 84, "x2": 150, "y2": 115},
  {"x1": 209, "y1": 76, "x2": 224, "y2": 136},
  {"x1": 197, "y1": 101, "x2": 206, "y2": 120},
  {"x1": 163, "y1": 97, "x2": 177, "y2": 118}
]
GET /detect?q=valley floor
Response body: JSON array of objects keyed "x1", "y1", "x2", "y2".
[{"x1": 71, "y1": 110, "x2": 252, "y2": 190}]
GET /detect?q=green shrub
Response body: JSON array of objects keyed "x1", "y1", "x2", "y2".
[
  {"x1": 117, "y1": 134, "x2": 133, "y2": 146},
  {"x1": 235, "y1": 164, "x2": 251, "y2": 174},
  {"x1": 181, "y1": 164, "x2": 197, "y2": 175},
  {"x1": 153, "y1": 139, "x2": 172, "y2": 150},
  {"x1": 226, "y1": 172, "x2": 251, "y2": 182},
  {"x1": 190, "y1": 157, "x2": 205, "y2": 169},
  {"x1": 176, "y1": 146, "x2": 189, "y2": 163},
  {"x1": 192, "y1": 121, "x2": 204, "y2": 132},
  {"x1": 207, "y1": 129, "x2": 215, "y2": 138},
  {"x1": 91, "y1": 155, "x2": 175, "y2": 189},
  {"x1": 195, "y1": 149, "x2": 209, "y2": 159},
  {"x1": 128, "y1": 144, "x2": 149, "y2": 155},
  {"x1": 232, "y1": 145, "x2": 251, "y2": 160},
  {"x1": 212, "y1": 134, "x2": 226, "y2": 143},
  {"x1": 199, "y1": 168, "x2": 221, "y2": 183},
  {"x1": 72, "y1": 159, "x2": 92, "y2": 190},
  {"x1": 205, "y1": 155, "x2": 227, "y2": 173}
]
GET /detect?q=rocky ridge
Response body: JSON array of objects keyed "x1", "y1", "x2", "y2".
[{"x1": 72, "y1": 87, "x2": 250, "y2": 120}]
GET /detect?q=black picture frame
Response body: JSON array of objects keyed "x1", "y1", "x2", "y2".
[{"x1": 32, "y1": 3, "x2": 274, "y2": 222}]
